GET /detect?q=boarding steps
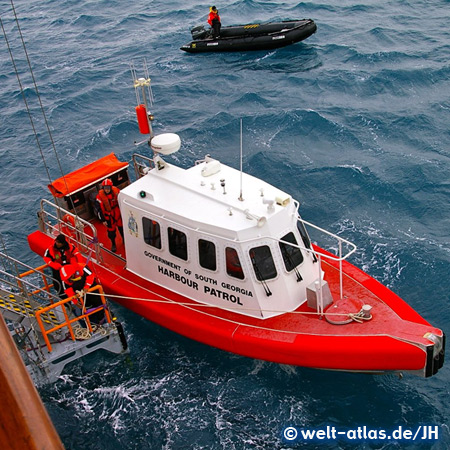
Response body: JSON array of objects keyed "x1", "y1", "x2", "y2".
[{"x1": 0, "y1": 251, "x2": 128, "y2": 387}]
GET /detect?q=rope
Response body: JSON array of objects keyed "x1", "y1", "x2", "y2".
[
  {"x1": 325, "y1": 308, "x2": 373, "y2": 326},
  {"x1": 349, "y1": 310, "x2": 372, "y2": 323},
  {"x1": 80, "y1": 241, "x2": 375, "y2": 333},
  {"x1": 71, "y1": 321, "x2": 107, "y2": 340},
  {"x1": 87, "y1": 290, "x2": 372, "y2": 330},
  {"x1": 73, "y1": 327, "x2": 91, "y2": 340},
  {"x1": 5, "y1": 0, "x2": 80, "y2": 214},
  {"x1": 0, "y1": 13, "x2": 52, "y2": 186}
]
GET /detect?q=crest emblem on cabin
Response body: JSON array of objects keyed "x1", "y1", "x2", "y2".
[{"x1": 128, "y1": 211, "x2": 138, "y2": 237}]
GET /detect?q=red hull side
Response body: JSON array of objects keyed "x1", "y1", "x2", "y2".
[
  {"x1": 317, "y1": 245, "x2": 431, "y2": 326},
  {"x1": 28, "y1": 231, "x2": 440, "y2": 374}
]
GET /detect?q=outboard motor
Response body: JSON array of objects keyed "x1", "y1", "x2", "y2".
[{"x1": 191, "y1": 25, "x2": 209, "y2": 40}]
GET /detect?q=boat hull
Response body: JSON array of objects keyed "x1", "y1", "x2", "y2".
[
  {"x1": 28, "y1": 230, "x2": 444, "y2": 376},
  {"x1": 180, "y1": 19, "x2": 317, "y2": 53}
]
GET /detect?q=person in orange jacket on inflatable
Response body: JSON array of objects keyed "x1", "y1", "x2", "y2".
[
  {"x1": 43, "y1": 233, "x2": 83, "y2": 297},
  {"x1": 96, "y1": 178, "x2": 123, "y2": 252},
  {"x1": 207, "y1": 6, "x2": 221, "y2": 38}
]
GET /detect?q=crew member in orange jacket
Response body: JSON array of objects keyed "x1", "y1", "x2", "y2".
[
  {"x1": 96, "y1": 178, "x2": 123, "y2": 252},
  {"x1": 60, "y1": 262, "x2": 104, "y2": 325},
  {"x1": 43, "y1": 234, "x2": 83, "y2": 297},
  {"x1": 207, "y1": 6, "x2": 221, "y2": 38}
]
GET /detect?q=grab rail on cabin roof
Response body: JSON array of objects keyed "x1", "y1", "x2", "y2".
[
  {"x1": 132, "y1": 153, "x2": 155, "y2": 179},
  {"x1": 38, "y1": 199, "x2": 102, "y2": 262},
  {"x1": 121, "y1": 197, "x2": 357, "y2": 263}
]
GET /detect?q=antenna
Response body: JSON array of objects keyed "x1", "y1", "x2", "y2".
[{"x1": 238, "y1": 118, "x2": 244, "y2": 201}]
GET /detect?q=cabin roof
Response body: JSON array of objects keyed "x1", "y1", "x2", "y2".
[
  {"x1": 48, "y1": 153, "x2": 128, "y2": 197},
  {"x1": 120, "y1": 157, "x2": 293, "y2": 235}
]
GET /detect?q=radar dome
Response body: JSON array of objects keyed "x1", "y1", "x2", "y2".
[{"x1": 150, "y1": 133, "x2": 181, "y2": 155}]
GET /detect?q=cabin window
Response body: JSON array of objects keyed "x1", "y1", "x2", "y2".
[
  {"x1": 64, "y1": 191, "x2": 86, "y2": 209},
  {"x1": 168, "y1": 227, "x2": 188, "y2": 261},
  {"x1": 110, "y1": 168, "x2": 130, "y2": 188},
  {"x1": 279, "y1": 232, "x2": 303, "y2": 272},
  {"x1": 249, "y1": 245, "x2": 277, "y2": 281},
  {"x1": 142, "y1": 217, "x2": 161, "y2": 249},
  {"x1": 225, "y1": 247, "x2": 245, "y2": 280},
  {"x1": 297, "y1": 220, "x2": 312, "y2": 250},
  {"x1": 199, "y1": 239, "x2": 216, "y2": 271}
]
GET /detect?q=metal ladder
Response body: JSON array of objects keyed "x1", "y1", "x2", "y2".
[{"x1": 0, "y1": 251, "x2": 128, "y2": 386}]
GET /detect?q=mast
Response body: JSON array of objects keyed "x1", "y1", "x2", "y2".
[{"x1": 131, "y1": 61, "x2": 154, "y2": 139}]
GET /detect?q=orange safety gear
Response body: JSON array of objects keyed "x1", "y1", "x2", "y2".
[
  {"x1": 208, "y1": 9, "x2": 220, "y2": 26},
  {"x1": 60, "y1": 263, "x2": 95, "y2": 304},
  {"x1": 96, "y1": 185, "x2": 123, "y2": 231},
  {"x1": 43, "y1": 236, "x2": 82, "y2": 271}
]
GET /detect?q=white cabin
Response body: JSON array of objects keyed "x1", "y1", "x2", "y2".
[{"x1": 119, "y1": 135, "x2": 321, "y2": 319}]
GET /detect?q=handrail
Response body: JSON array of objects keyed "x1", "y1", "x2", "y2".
[
  {"x1": 35, "y1": 284, "x2": 112, "y2": 352},
  {"x1": 40, "y1": 188, "x2": 357, "y2": 318},
  {"x1": 298, "y1": 217, "x2": 357, "y2": 260},
  {"x1": 17, "y1": 263, "x2": 58, "y2": 302},
  {"x1": 132, "y1": 153, "x2": 155, "y2": 179},
  {"x1": 123, "y1": 197, "x2": 356, "y2": 264},
  {"x1": 39, "y1": 199, "x2": 101, "y2": 261},
  {"x1": 0, "y1": 254, "x2": 61, "y2": 305},
  {"x1": 123, "y1": 196, "x2": 356, "y2": 314}
]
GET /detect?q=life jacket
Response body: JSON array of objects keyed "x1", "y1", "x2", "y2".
[
  {"x1": 96, "y1": 187, "x2": 122, "y2": 228},
  {"x1": 208, "y1": 11, "x2": 220, "y2": 26},
  {"x1": 44, "y1": 242, "x2": 82, "y2": 271},
  {"x1": 60, "y1": 263, "x2": 95, "y2": 304},
  {"x1": 96, "y1": 186, "x2": 120, "y2": 213}
]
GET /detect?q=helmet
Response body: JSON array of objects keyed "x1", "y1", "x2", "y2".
[
  {"x1": 60, "y1": 263, "x2": 82, "y2": 282},
  {"x1": 102, "y1": 178, "x2": 113, "y2": 187},
  {"x1": 211, "y1": 5, "x2": 217, "y2": 12}
]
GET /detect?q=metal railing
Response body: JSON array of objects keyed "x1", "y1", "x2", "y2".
[
  {"x1": 296, "y1": 216, "x2": 357, "y2": 305},
  {"x1": 35, "y1": 284, "x2": 112, "y2": 352},
  {"x1": 0, "y1": 252, "x2": 61, "y2": 306},
  {"x1": 38, "y1": 199, "x2": 101, "y2": 262},
  {"x1": 37, "y1": 188, "x2": 358, "y2": 317},
  {"x1": 132, "y1": 153, "x2": 155, "y2": 179},
  {"x1": 122, "y1": 196, "x2": 357, "y2": 315}
]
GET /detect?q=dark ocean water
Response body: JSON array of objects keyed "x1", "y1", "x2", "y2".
[{"x1": 1, "y1": 0, "x2": 450, "y2": 448}]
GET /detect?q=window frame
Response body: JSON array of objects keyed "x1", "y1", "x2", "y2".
[
  {"x1": 249, "y1": 244, "x2": 278, "y2": 282},
  {"x1": 142, "y1": 217, "x2": 162, "y2": 250},
  {"x1": 168, "y1": 226, "x2": 188, "y2": 261},
  {"x1": 198, "y1": 238, "x2": 217, "y2": 272},
  {"x1": 279, "y1": 231, "x2": 304, "y2": 272},
  {"x1": 225, "y1": 246, "x2": 245, "y2": 280}
]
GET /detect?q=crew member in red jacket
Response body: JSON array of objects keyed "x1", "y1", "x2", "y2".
[
  {"x1": 207, "y1": 6, "x2": 221, "y2": 38},
  {"x1": 60, "y1": 262, "x2": 104, "y2": 325},
  {"x1": 96, "y1": 178, "x2": 123, "y2": 252},
  {"x1": 43, "y1": 234, "x2": 83, "y2": 297}
]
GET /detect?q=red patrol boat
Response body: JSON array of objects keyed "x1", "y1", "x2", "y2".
[{"x1": 28, "y1": 71, "x2": 444, "y2": 377}]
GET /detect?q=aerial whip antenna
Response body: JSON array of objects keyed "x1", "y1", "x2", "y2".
[{"x1": 238, "y1": 118, "x2": 244, "y2": 201}]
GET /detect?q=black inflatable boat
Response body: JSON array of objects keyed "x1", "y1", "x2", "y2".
[{"x1": 180, "y1": 19, "x2": 317, "y2": 53}]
